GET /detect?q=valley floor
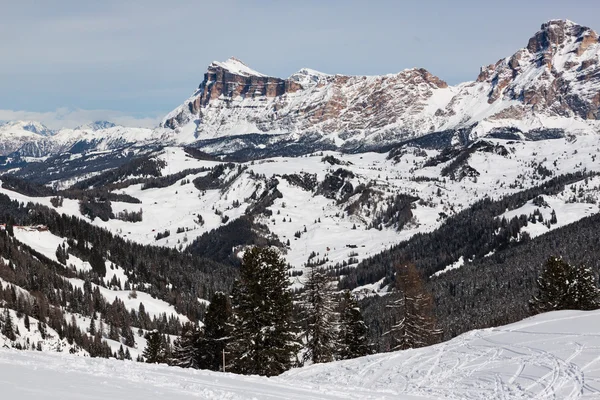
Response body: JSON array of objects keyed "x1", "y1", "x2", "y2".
[{"x1": 2, "y1": 310, "x2": 600, "y2": 399}]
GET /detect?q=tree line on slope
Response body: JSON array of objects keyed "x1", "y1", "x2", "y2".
[
  {"x1": 357, "y1": 207, "x2": 600, "y2": 351},
  {"x1": 340, "y1": 171, "x2": 597, "y2": 292},
  {"x1": 0, "y1": 193, "x2": 236, "y2": 322}
]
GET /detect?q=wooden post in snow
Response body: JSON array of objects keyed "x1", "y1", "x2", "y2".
[{"x1": 222, "y1": 348, "x2": 226, "y2": 373}]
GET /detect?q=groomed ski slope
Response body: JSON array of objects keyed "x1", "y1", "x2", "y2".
[{"x1": 2, "y1": 310, "x2": 600, "y2": 399}]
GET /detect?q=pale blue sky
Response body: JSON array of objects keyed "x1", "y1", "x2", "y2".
[{"x1": 2, "y1": 0, "x2": 599, "y2": 128}]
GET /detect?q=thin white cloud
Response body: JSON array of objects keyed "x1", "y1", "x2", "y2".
[{"x1": 0, "y1": 108, "x2": 162, "y2": 130}]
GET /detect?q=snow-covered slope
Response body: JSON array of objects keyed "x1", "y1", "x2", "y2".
[
  {"x1": 2, "y1": 135, "x2": 600, "y2": 283},
  {"x1": 284, "y1": 309, "x2": 600, "y2": 399},
  {"x1": 0, "y1": 306, "x2": 85, "y2": 355},
  {"x1": 2, "y1": 309, "x2": 600, "y2": 399}
]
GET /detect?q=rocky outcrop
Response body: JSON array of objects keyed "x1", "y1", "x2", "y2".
[
  {"x1": 163, "y1": 58, "x2": 304, "y2": 129},
  {"x1": 476, "y1": 20, "x2": 600, "y2": 119}
]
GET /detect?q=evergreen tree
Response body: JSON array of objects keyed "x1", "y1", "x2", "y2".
[
  {"x1": 571, "y1": 264, "x2": 600, "y2": 310},
  {"x1": 530, "y1": 256, "x2": 600, "y2": 313},
  {"x1": 143, "y1": 330, "x2": 166, "y2": 363},
  {"x1": 118, "y1": 344, "x2": 125, "y2": 360},
  {"x1": 89, "y1": 314, "x2": 96, "y2": 336},
  {"x1": 171, "y1": 323, "x2": 202, "y2": 369},
  {"x1": 55, "y1": 244, "x2": 68, "y2": 265},
  {"x1": 300, "y1": 265, "x2": 338, "y2": 364},
  {"x1": 338, "y1": 290, "x2": 370, "y2": 360},
  {"x1": 6, "y1": 223, "x2": 14, "y2": 237},
  {"x1": 38, "y1": 321, "x2": 47, "y2": 340},
  {"x1": 198, "y1": 292, "x2": 232, "y2": 371},
  {"x1": 89, "y1": 247, "x2": 106, "y2": 277},
  {"x1": 230, "y1": 247, "x2": 299, "y2": 376},
  {"x1": 122, "y1": 324, "x2": 136, "y2": 348},
  {"x1": 108, "y1": 324, "x2": 120, "y2": 341},
  {"x1": 1, "y1": 308, "x2": 16, "y2": 341},
  {"x1": 385, "y1": 263, "x2": 441, "y2": 351},
  {"x1": 24, "y1": 313, "x2": 30, "y2": 331}
]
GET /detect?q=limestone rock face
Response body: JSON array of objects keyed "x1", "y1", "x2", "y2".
[
  {"x1": 162, "y1": 58, "x2": 453, "y2": 143},
  {"x1": 476, "y1": 20, "x2": 600, "y2": 119},
  {"x1": 161, "y1": 20, "x2": 600, "y2": 147}
]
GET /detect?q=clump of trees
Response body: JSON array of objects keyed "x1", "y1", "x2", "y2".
[
  {"x1": 165, "y1": 247, "x2": 372, "y2": 375},
  {"x1": 114, "y1": 209, "x2": 143, "y2": 223},
  {"x1": 530, "y1": 256, "x2": 600, "y2": 313},
  {"x1": 170, "y1": 292, "x2": 232, "y2": 371}
]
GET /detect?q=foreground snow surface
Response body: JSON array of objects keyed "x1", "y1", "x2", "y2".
[{"x1": 2, "y1": 310, "x2": 600, "y2": 399}]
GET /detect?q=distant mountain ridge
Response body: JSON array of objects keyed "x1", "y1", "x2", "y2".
[
  {"x1": 1, "y1": 19, "x2": 599, "y2": 157},
  {"x1": 162, "y1": 19, "x2": 600, "y2": 147}
]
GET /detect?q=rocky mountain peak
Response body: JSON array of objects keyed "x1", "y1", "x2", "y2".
[
  {"x1": 526, "y1": 19, "x2": 598, "y2": 67},
  {"x1": 473, "y1": 19, "x2": 600, "y2": 119},
  {"x1": 288, "y1": 68, "x2": 332, "y2": 87},
  {"x1": 399, "y1": 68, "x2": 449, "y2": 89},
  {"x1": 163, "y1": 58, "x2": 304, "y2": 129},
  {"x1": 207, "y1": 57, "x2": 267, "y2": 77}
]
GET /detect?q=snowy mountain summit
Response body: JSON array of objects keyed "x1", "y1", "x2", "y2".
[
  {"x1": 475, "y1": 19, "x2": 600, "y2": 120},
  {"x1": 162, "y1": 19, "x2": 600, "y2": 148},
  {"x1": 0, "y1": 121, "x2": 55, "y2": 155}
]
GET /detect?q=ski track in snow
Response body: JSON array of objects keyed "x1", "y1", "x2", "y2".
[
  {"x1": 2, "y1": 310, "x2": 600, "y2": 399},
  {"x1": 283, "y1": 310, "x2": 600, "y2": 400}
]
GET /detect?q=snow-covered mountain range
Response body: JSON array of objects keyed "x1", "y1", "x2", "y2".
[
  {"x1": 162, "y1": 19, "x2": 600, "y2": 148},
  {"x1": 1, "y1": 19, "x2": 599, "y2": 157}
]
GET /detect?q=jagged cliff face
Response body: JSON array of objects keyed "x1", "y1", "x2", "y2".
[
  {"x1": 163, "y1": 20, "x2": 600, "y2": 146},
  {"x1": 162, "y1": 58, "x2": 454, "y2": 145},
  {"x1": 474, "y1": 19, "x2": 600, "y2": 120}
]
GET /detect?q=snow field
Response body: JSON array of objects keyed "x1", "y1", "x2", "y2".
[{"x1": 2, "y1": 309, "x2": 600, "y2": 399}]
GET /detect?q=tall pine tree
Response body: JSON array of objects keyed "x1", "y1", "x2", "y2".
[
  {"x1": 385, "y1": 263, "x2": 441, "y2": 351},
  {"x1": 143, "y1": 330, "x2": 166, "y2": 363},
  {"x1": 300, "y1": 265, "x2": 338, "y2": 364},
  {"x1": 198, "y1": 292, "x2": 232, "y2": 371},
  {"x1": 230, "y1": 247, "x2": 299, "y2": 376},
  {"x1": 338, "y1": 290, "x2": 370, "y2": 360},
  {"x1": 1, "y1": 308, "x2": 16, "y2": 341}
]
